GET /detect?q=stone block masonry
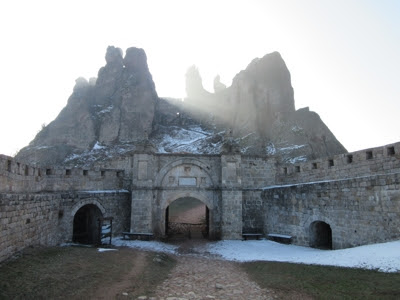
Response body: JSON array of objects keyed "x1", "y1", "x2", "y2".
[
  {"x1": 131, "y1": 190, "x2": 153, "y2": 233},
  {"x1": 0, "y1": 191, "x2": 130, "y2": 262},
  {"x1": 263, "y1": 172, "x2": 400, "y2": 249},
  {"x1": 242, "y1": 190, "x2": 264, "y2": 233},
  {"x1": 221, "y1": 190, "x2": 243, "y2": 239},
  {"x1": 2, "y1": 140, "x2": 400, "y2": 262},
  {"x1": 277, "y1": 142, "x2": 400, "y2": 185},
  {"x1": 0, "y1": 154, "x2": 126, "y2": 193},
  {"x1": 0, "y1": 193, "x2": 61, "y2": 262}
]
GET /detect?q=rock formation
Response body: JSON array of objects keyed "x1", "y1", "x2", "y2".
[
  {"x1": 178, "y1": 51, "x2": 346, "y2": 161},
  {"x1": 16, "y1": 46, "x2": 346, "y2": 166},
  {"x1": 16, "y1": 46, "x2": 158, "y2": 165}
]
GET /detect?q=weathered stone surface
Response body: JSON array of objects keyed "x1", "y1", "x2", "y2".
[
  {"x1": 0, "y1": 191, "x2": 130, "y2": 262},
  {"x1": 213, "y1": 75, "x2": 226, "y2": 93},
  {"x1": 2, "y1": 141, "x2": 400, "y2": 262},
  {"x1": 16, "y1": 46, "x2": 158, "y2": 165},
  {"x1": 16, "y1": 47, "x2": 345, "y2": 166},
  {"x1": 6, "y1": 46, "x2": 399, "y2": 265}
]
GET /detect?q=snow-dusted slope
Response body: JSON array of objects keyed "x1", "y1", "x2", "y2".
[{"x1": 154, "y1": 125, "x2": 222, "y2": 154}]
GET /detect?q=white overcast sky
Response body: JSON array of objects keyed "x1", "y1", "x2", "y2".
[{"x1": 1, "y1": 0, "x2": 399, "y2": 156}]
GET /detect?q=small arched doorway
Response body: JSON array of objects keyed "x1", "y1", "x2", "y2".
[
  {"x1": 73, "y1": 204, "x2": 103, "y2": 244},
  {"x1": 309, "y1": 221, "x2": 332, "y2": 249},
  {"x1": 165, "y1": 197, "x2": 209, "y2": 239}
]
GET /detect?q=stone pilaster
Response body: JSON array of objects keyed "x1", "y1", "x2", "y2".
[
  {"x1": 130, "y1": 152, "x2": 154, "y2": 233},
  {"x1": 221, "y1": 153, "x2": 243, "y2": 239}
]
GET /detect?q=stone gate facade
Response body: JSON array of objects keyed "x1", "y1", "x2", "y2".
[{"x1": 1, "y1": 141, "x2": 400, "y2": 262}]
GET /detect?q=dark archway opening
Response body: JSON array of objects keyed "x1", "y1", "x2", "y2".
[
  {"x1": 73, "y1": 204, "x2": 103, "y2": 244},
  {"x1": 309, "y1": 221, "x2": 332, "y2": 250},
  {"x1": 166, "y1": 197, "x2": 209, "y2": 240}
]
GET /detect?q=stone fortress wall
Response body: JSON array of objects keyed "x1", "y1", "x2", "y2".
[
  {"x1": 276, "y1": 142, "x2": 400, "y2": 184},
  {"x1": 0, "y1": 154, "x2": 130, "y2": 262},
  {"x1": 0, "y1": 154, "x2": 126, "y2": 193},
  {"x1": 1, "y1": 141, "x2": 400, "y2": 262},
  {"x1": 260, "y1": 142, "x2": 400, "y2": 249}
]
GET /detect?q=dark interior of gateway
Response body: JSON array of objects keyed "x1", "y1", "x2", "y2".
[
  {"x1": 309, "y1": 221, "x2": 333, "y2": 250},
  {"x1": 73, "y1": 204, "x2": 103, "y2": 244},
  {"x1": 166, "y1": 197, "x2": 209, "y2": 240}
]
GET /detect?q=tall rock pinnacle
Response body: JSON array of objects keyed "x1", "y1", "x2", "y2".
[{"x1": 16, "y1": 46, "x2": 158, "y2": 165}]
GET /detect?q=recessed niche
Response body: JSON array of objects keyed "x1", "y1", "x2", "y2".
[
  {"x1": 387, "y1": 146, "x2": 395, "y2": 156},
  {"x1": 347, "y1": 155, "x2": 353, "y2": 164},
  {"x1": 366, "y1": 151, "x2": 373, "y2": 160}
]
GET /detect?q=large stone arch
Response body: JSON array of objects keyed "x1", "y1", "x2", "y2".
[
  {"x1": 69, "y1": 198, "x2": 106, "y2": 243},
  {"x1": 131, "y1": 155, "x2": 222, "y2": 238},
  {"x1": 155, "y1": 158, "x2": 216, "y2": 188},
  {"x1": 71, "y1": 198, "x2": 106, "y2": 217},
  {"x1": 158, "y1": 190, "x2": 217, "y2": 239}
]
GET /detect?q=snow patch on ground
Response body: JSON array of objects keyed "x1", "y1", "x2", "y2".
[
  {"x1": 207, "y1": 240, "x2": 400, "y2": 272},
  {"x1": 113, "y1": 237, "x2": 178, "y2": 254},
  {"x1": 111, "y1": 237, "x2": 400, "y2": 272},
  {"x1": 98, "y1": 248, "x2": 118, "y2": 252}
]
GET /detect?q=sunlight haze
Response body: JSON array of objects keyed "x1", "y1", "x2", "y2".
[{"x1": 1, "y1": 0, "x2": 399, "y2": 156}]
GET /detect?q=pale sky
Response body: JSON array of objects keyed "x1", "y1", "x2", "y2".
[{"x1": 1, "y1": 0, "x2": 399, "y2": 156}]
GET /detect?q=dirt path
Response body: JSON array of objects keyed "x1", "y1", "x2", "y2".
[
  {"x1": 150, "y1": 241, "x2": 275, "y2": 300},
  {"x1": 92, "y1": 251, "x2": 148, "y2": 299}
]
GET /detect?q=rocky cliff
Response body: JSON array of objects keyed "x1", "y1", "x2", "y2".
[
  {"x1": 16, "y1": 46, "x2": 346, "y2": 166},
  {"x1": 16, "y1": 46, "x2": 158, "y2": 165}
]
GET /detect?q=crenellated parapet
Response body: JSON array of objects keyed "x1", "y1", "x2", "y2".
[
  {"x1": 276, "y1": 142, "x2": 400, "y2": 185},
  {"x1": 0, "y1": 154, "x2": 126, "y2": 193}
]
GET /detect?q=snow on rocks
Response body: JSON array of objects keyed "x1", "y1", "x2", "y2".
[
  {"x1": 156, "y1": 125, "x2": 219, "y2": 154},
  {"x1": 278, "y1": 144, "x2": 306, "y2": 152},
  {"x1": 92, "y1": 141, "x2": 105, "y2": 150}
]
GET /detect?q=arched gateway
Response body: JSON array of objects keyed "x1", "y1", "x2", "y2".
[
  {"x1": 166, "y1": 197, "x2": 209, "y2": 239},
  {"x1": 72, "y1": 204, "x2": 103, "y2": 244},
  {"x1": 129, "y1": 152, "x2": 243, "y2": 239}
]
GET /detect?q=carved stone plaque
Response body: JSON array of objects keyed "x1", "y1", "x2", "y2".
[{"x1": 178, "y1": 177, "x2": 196, "y2": 186}]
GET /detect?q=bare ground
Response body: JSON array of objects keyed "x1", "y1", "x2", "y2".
[
  {"x1": 93, "y1": 251, "x2": 148, "y2": 299},
  {"x1": 153, "y1": 254, "x2": 275, "y2": 300}
]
